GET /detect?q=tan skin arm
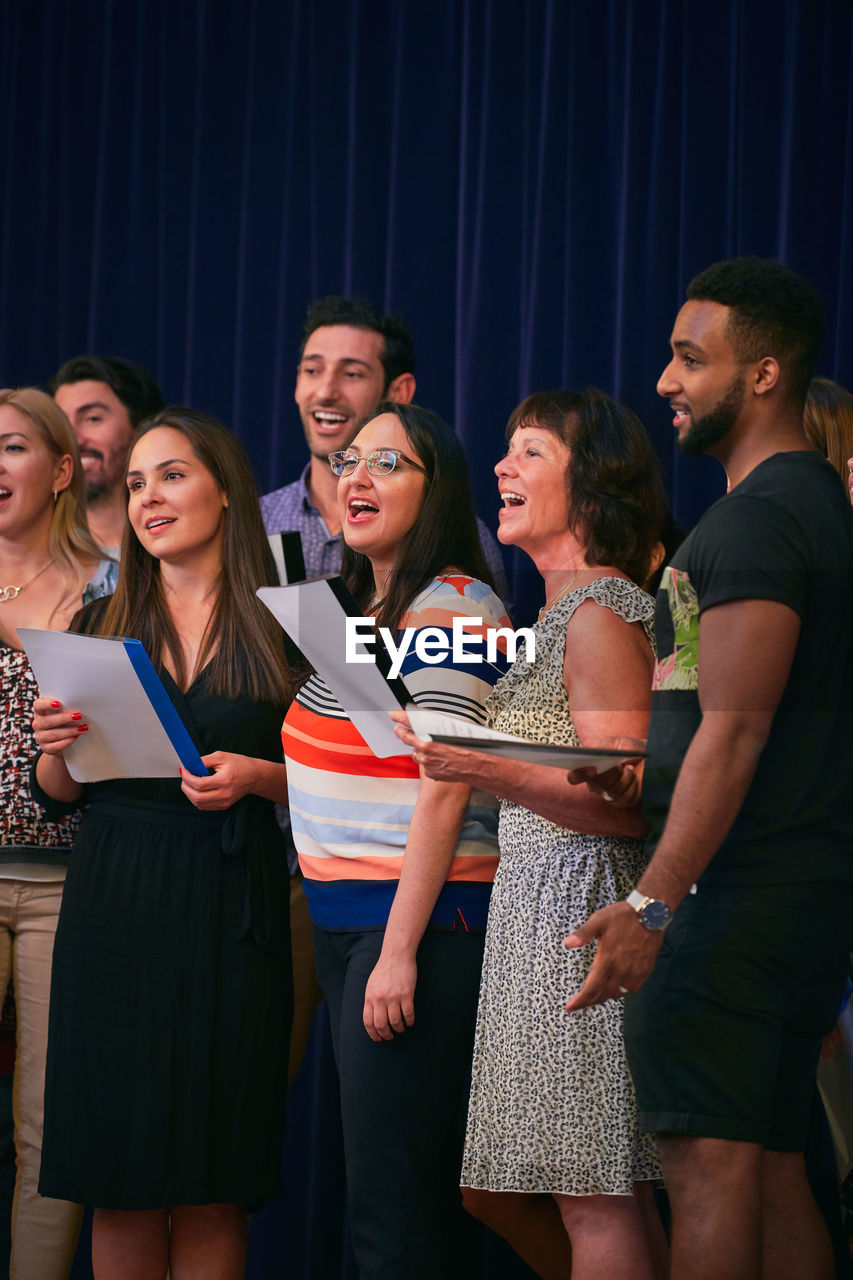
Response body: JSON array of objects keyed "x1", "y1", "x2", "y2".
[
  {"x1": 393, "y1": 599, "x2": 654, "y2": 840},
  {"x1": 33, "y1": 699, "x2": 287, "y2": 809},
  {"x1": 363, "y1": 773, "x2": 471, "y2": 1042},
  {"x1": 564, "y1": 596, "x2": 802, "y2": 1010}
]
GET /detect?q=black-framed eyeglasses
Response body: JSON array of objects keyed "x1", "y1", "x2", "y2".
[{"x1": 328, "y1": 448, "x2": 427, "y2": 477}]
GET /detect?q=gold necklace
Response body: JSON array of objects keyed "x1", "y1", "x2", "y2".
[
  {"x1": 0, "y1": 558, "x2": 54, "y2": 603},
  {"x1": 538, "y1": 568, "x2": 585, "y2": 621}
]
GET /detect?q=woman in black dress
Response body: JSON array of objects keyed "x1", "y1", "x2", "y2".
[{"x1": 32, "y1": 409, "x2": 292, "y2": 1280}]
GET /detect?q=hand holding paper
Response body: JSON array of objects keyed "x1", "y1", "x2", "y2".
[
  {"x1": 391, "y1": 708, "x2": 648, "y2": 836},
  {"x1": 21, "y1": 628, "x2": 208, "y2": 781},
  {"x1": 565, "y1": 735, "x2": 646, "y2": 809},
  {"x1": 390, "y1": 709, "x2": 484, "y2": 787},
  {"x1": 32, "y1": 697, "x2": 89, "y2": 756},
  {"x1": 179, "y1": 751, "x2": 288, "y2": 810},
  {"x1": 396, "y1": 706, "x2": 647, "y2": 772},
  {"x1": 31, "y1": 697, "x2": 89, "y2": 803}
]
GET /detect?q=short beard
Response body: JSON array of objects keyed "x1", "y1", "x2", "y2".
[
  {"x1": 679, "y1": 372, "x2": 746, "y2": 457},
  {"x1": 86, "y1": 479, "x2": 107, "y2": 502}
]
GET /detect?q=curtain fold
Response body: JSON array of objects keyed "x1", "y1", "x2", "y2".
[{"x1": 4, "y1": 0, "x2": 850, "y2": 533}]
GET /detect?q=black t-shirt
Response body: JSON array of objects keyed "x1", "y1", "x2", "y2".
[{"x1": 644, "y1": 450, "x2": 853, "y2": 885}]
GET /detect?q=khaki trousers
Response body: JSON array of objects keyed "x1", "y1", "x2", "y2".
[{"x1": 0, "y1": 878, "x2": 83, "y2": 1280}]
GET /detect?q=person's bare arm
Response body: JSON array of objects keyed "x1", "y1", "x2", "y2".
[
  {"x1": 362, "y1": 774, "x2": 470, "y2": 1042},
  {"x1": 564, "y1": 596, "x2": 802, "y2": 1010},
  {"x1": 389, "y1": 732, "x2": 647, "y2": 839},
  {"x1": 393, "y1": 600, "x2": 654, "y2": 838}
]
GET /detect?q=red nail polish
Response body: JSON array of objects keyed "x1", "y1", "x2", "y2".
[
  {"x1": 70, "y1": 712, "x2": 82, "y2": 721},
  {"x1": 77, "y1": 725, "x2": 88, "y2": 732},
  {"x1": 50, "y1": 700, "x2": 61, "y2": 708}
]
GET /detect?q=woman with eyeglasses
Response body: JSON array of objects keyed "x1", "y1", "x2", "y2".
[{"x1": 282, "y1": 400, "x2": 509, "y2": 1279}]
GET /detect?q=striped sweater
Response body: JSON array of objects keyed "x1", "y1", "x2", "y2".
[{"x1": 283, "y1": 575, "x2": 511, "y2": 928}]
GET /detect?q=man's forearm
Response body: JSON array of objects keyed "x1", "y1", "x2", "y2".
[{"x1": 637, "y1": 710, "x2": 769, "y2": 908}]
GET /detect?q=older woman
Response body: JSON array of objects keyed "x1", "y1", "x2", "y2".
[
  {"x1": 282, "y1": 400, "x2": 509, "y2": 1278},
  {"x1": 395, "y1": 389, "x2": 669, "y2": 1280},
  {"x1": 0, "y1": 387, "x2": 113, "y2": 1279}
]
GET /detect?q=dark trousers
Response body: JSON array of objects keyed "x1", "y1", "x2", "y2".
[{"x1": 313, "y1": 921, "x2": 485, "y2": 1280}]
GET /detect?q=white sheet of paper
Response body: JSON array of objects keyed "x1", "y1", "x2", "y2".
[
  {"x1": 406, "y1": 706, "x2": 645, "y2": 773},
  {"x1": 267, "y1": 534, "x2": 289, "y2": 584},
  {"x1": 257, "y1": 582, "x2": 410, "y2": 758},
  {"x1": 267, "y1": 532, "x2": 305, "y2": 585},
  {"x1": 20, "y1": 629, "x2": 191, "y2": 782}
]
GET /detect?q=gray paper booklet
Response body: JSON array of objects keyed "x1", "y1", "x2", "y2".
[
  {"x1": 405, "y1": 706, "x2": 646, "y2": 772},
  {"x1": 257, "y1": 578, "x2": 410, "y2": 758},
  {"x1": 19, "y1": 628, "x2": 208, "y2": 782}
]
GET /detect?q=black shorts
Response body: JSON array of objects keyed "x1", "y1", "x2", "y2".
[{"x1": 623, "y1": 879, "x2": 853, "y2": 1152}]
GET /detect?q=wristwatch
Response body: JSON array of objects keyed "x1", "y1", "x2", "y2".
[{"x1": 626, "y1": 889, "x2": 672, "y2": 931}]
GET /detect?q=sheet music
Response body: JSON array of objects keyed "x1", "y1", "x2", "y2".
[
  {"x1": 257, "y1": 580, "x2": 410, "y2": 758},
  {"x1": 19, "y1": 628, "x2": 207, "y2": 781}
]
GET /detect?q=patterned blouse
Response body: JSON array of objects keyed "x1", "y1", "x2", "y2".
[{"x1": 0, "y1": 559, "x2": 116, "y2": 864}]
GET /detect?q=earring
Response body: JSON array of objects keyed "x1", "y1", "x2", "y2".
[{"x1": 53, "y1": 490, "x2": 59, "y2": 503}]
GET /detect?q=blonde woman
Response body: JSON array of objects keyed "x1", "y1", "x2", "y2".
[{"x1": 0, "y1": 387, "x2": 114, "y2": 1279}]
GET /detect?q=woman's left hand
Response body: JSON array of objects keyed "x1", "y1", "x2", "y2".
[
  {"x1": 566, "y1": 761, "x2": 641, "y2": 808},
  {"x1": 566, "y1": 735, "x2": 645, "y2": 809},
  {"x1": 180, "y1": 752, "x2": 257, "y2": 810},
  {"x1": 363, "y1": 951, "x2": 418, "y2": 1042}
]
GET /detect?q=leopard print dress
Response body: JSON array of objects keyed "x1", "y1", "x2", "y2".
[{"x1": 460, "y1": 577, "x2": 660, "y2": 1195}]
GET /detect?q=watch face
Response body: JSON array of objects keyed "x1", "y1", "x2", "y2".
[{"x1": 639, "y1": 899, "x2": 672, "y2": 930}]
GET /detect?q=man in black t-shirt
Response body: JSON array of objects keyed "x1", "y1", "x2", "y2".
[{"x1": 565, "y1": 258, "x2": 853, "y2": 1280}]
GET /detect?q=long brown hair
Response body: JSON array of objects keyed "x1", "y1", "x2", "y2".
[
  {"x1": 0, "y1": 387, "x2": 106, "y2": 592},
  {"x1": 102, "y1": 408, "x2": 289, "y2": 703},
  {"x1": 804, "y1": 377, "x2": 853, "y2": 485}
]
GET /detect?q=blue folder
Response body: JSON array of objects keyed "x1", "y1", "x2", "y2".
[
  {"x1": 120, "y1": 638, "x2": 209, "y2": 776},
  {"x1": 18, "y1": 627, "x2": 209, "y2": 780}
]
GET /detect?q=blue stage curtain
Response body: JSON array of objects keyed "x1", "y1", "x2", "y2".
[{"x1": 1, "y1": 0, "x2": 851, "y2": 548}]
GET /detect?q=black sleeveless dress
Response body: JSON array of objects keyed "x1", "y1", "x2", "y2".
[{"x1": 38, "y1": 663, "x2": 292, "y2": 1210}]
